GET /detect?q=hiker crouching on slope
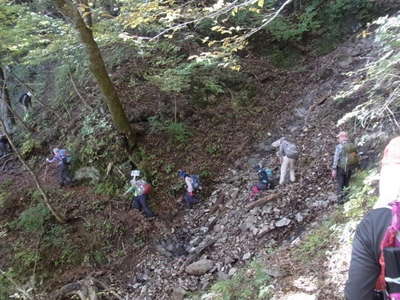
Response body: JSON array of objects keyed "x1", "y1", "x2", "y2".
[
  {"x1": 46, "y1": 148, "x2": 73, "y2": 187},
  {"x1": 272, "y1": 137, "x2": 299, "y2": 185},
  {"x1": 345, "y1": 136, "x2": 400, "y2": 300},
  {"x1": 178, "y1": 170, "x2": 200, "y2": 208},
  {"x1": 331, "y1": 131, "x2": 359, "y2": 201},
  {"x1": 123, "y1": 170, "x2": 155, "y2": 218},
  {"x1": 250, "y1": 163, "x2": 273, "y2": 200}
]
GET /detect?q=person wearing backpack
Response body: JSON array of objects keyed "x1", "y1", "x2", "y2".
[
  {"x1": 272, "y1": 137, "x2": 299, "y2": 185},
  {"x1": 178, "y1": 170, "x2": 201, "y2": 208},
  {"x1": 123, "y1": 170, "x2": 155, "y2": 218},
  {"x1": 332, "y1": 131, "x2": 359, "y2": 201},
  {"x1": 46, "y1": 148, "x2": 73, "y2": 187},
  {"x1": 345, "y1": 136, "x2": 400, "y2": 300},
  {"x1": 250, "y1": 163, "x2": 273, "y2": 200}
]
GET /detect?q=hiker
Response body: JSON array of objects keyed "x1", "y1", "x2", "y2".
[
  {"x1": 46, "y1": 148, "x2": 73, "y2": 187},
  {"x1": 0, "y1": 135, "x2": 11, "y2": 157},
  {"x1": 345, "y1": 137, "x2": 400, "y2": 300},
  {"x1": 123, "y1": 170, "x2": 155, "y2": 218},
  {"x1": 272, "y1": 137, "x2": 299, "y2": 185},
  {"x1": 178, "y1": 170, "x2": 201, "y2": 208},
  {"x1": 19, "y1": 92, "x2": 32, "y2": 112},
  {"x1": 250, "y1": 163, "x2": 273, "y2": 200},
  {"x1": 331, "y1": 131, "x2": 359, "y2": 201}
]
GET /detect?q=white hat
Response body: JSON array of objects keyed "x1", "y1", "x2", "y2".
[{"x1": 131, "y1": 170, "x2": 140, "y2": 177}]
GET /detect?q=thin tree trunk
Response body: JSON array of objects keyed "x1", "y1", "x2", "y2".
[
  {"x1": 78, "y1": 0, "x2": 92, "y2": 27},
  {"x1": 0, "y1": 119, "x2": 66, "y2": 223},
  {"x1": 0, "y1": 66, "x2": 16, "y2": 132},
  {"x1": 54, "y1": 0, "x2": 136, "y2": 149}
]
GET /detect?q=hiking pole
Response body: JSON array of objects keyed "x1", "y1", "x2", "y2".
[{"x1": 43, "y1": 164, "x2": 48, "y2": 182}]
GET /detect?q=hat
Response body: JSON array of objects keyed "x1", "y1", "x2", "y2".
[
  {"x1": 382, "y1": 136, "x2": 400, "y2": 166},
  {"x1": 131, "y1": 170, "x2": 140, "y2": 177},
  {"x1": 253, "y1": 163, "x2": 262, "y2": 171},
  {"x1": 336, "y1": 131, "x2": 348, "y2": 138}
]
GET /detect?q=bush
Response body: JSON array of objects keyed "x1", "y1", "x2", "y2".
[
  {"x1": 12, "y1": 203, "x2": 50, "y2": 233},
  {"x1": 198, "y1": 260, "x2": 272, "y2": 300}
]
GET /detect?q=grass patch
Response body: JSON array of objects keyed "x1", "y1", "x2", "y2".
[{"x1": 194, "y1": 260, "x2": 272, "y2": 300}]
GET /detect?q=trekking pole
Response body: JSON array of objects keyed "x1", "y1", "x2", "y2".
[{"x1": 43, "y1": 164, "x2": 48, "y2": 182}]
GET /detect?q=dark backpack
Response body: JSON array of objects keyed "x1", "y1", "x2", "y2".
[
  {"x1": 339, "y1": 142, "x2": 359, "y2": 170},
  {"x1": 189, "y1": 175, "x2": 201, "y2": 191},
  {"x1": 259, "y1": 168, "x2": 272, "y2": 184}
]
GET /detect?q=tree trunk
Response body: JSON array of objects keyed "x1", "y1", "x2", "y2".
[
  {"x1": 54, "y1": 0, "x2": 136, "y2": 149},
  {"x1": 78, "y1": 0, "x2": 92, "y2": 27},
  {"x1": 0, "y1": 66, "x2": 16, "y2": 133},
  {"x1": 0, "y1": 119, "x2": 66, "y2": 223}
]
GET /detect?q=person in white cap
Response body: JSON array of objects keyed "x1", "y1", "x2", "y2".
[
  {"x1": 19, "y1": 91, "x2": 32, "y2": 113},
  {"x1": 332, "y1": 131, "x2": 359, "y2": 201},
  {"x1": 123, "y1": 170, "x2": 155, "y2": 218}
]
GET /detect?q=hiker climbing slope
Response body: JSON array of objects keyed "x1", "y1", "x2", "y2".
[
  {"x1": 46, "y1": 148, "x2": 73, "y2": 187},
  {"x1": 332, "y1": 131, "x2": 359, "y2": 201},
  {"x1": 178, "y1": 170, "x2": 201, "y2": 208},
  {"x1": 250, "y1": 163, "x2": 273, "y2": 200},
  {"x1": 123, "y1": 170, "x2": 155, "y2": 218}
]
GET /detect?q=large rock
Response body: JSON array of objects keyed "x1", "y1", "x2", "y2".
[
  {"x1": 171, "y1": 287, "x2": 187, "y2": 300},
  {"x1": 275, "y1": 217, "x2": 291, "y2": 227},
  {"x1": 185, "y1": 259, "x2": 214, "y2": 275},
  {"x1": 74, "y1": 167, "x2": 101, "y2": 183}
]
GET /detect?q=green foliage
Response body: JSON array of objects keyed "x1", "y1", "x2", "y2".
[
  {"x1": 199, "y1": 260, "x2": 272, "y2": 300},
  {"x1": 0, "y1": 268, "x2": 16, "y2": 300},
  {"x1": 344, "y1": 169, "x2": 378, "y2": 219},
  {"x1": 12, "y1": 203, "x2": 50, "y2": 233},
  {"x1": 20, "y1": 138, "x2": 40, "y2": 159},
  {"x1": 149, "y1": 118, "x2": 192, "y2": 143},
  {"x1": 94, "y1": 181, "x2": 118, "y2": 196},
  {"x1": 14, "y1": 248, "x2": 40, "y2": 271}
]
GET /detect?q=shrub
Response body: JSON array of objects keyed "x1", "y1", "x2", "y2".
[{"x1": 12, "y1": 203, "x2": 50, "y2": 233}]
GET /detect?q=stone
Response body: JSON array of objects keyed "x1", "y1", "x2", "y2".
[
  {"x1": 185, "y1": 259, "x2": 214, "y2": 276},
  {"x1": 275, "y1": 217, "x2": 291, "y2": 227},
  {"x1": 171, "y1": 287, "x2": 187, "y2": 300},
  {"x1": 242, "y1": 252, "x2": 252, "y2": 260},
  {"x1": 265, "y1": 266, "x2": 287, "y2": 278},
  {"x1": 295, "y1": 213, "x2": 304, "y2": 223},
  {"x1": 217, "y1": 271, "x2": 229, "y2": 281},
  {"x1": 228, "y1": 267, "x2": 237, "y2": 276},
  {"x1": 74, "y1": 167, "x2": 101, "y2": 183}
]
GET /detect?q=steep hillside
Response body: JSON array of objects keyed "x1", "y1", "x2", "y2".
[{"x1": 1, "y1": 1, "x2": 400, "y2": 300}]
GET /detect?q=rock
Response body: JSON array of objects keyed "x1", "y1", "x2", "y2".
[
  {"x1": 185, "y1": 259, "x2": 214, "y2": 275},
  {"x1": 228, "y1": 267, "x2": 237, "y2": 276},
  {"x1": 230, "y1": 188, "x2": 240, "y2": 200},
  {"x1": 217, "y1": 271, "x2": 229, "y2": 280},
  {"x1": 275, "y1": 217, "x2": 291, "y2": 227},
  {"x1": 337, "y1": 55, "x2": 353, "y2": 68},
  {"x1": 242, "y1": 252, "x2": 252, "y2": 260},
  {"x1": 171, "y1": 287, "x2": 187, "y2": 300},
  {"x1": 265, "y1": 266, "x2": 287, "y2": 278},
  {"x1": 74, "y1": 167, "x2": 101, "y2": 183},
  {"x1": 295, "y1": 213, "x2": 304, "y2": 223}
]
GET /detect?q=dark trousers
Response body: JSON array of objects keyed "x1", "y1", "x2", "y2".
[
  {"x1": 336, "y1": 167, "x2": 352, "y2": 198},
  {"x1": 132, "y1": 194, "x2": 155, "y2": 217},
  {"x1": 183, "y1": 192, "x2": 198, "y2": 208},
  {"x1": 60, "y1": 161, "x2": 72, "y2": 186}
]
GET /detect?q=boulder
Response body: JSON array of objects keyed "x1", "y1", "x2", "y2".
[{"x1": 185, "y1": 259, "x2": 214, "y2": 275}]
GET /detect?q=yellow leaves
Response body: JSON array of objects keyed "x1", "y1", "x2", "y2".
[{"x1": 257, "y1": 0, "x2": 265, "y2": 8}]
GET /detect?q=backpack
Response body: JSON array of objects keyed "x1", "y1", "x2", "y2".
[
  {"x1": 284, "y1": 141, "x2": 299, "y2": 159},
  {"x1": 339, "y1": 142, "x2": 359, "y2": 170},
  {"x1": 189, "y1": 175, "x2": 201, "y2": 191},
  {"x1": 259, "y1": 168, "x2": 272, "y2": 184},
  {"x1": 376, "y1": 202, "x2": 400, "y2": 299},
  {"x1": 136, "y1": 180, "x2": 152, "y2": 196},
  {"x1": 60, "y1": 149, "x2": 72, "y2": 164}
]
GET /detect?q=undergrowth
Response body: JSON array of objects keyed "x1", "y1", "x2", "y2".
[{"x1": 194, "y1": 260, "x2": 272, "y2": 300}]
